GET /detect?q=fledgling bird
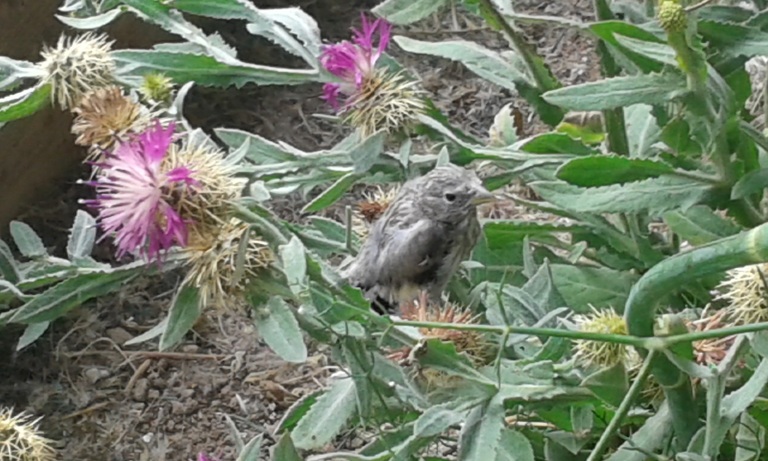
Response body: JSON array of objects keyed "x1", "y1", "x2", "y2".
[{"x1": 343, "y1": 164, "x2": 495, "y2": 314}]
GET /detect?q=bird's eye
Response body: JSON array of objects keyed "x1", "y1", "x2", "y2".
[{"x1": 444, "y1": 193, "x2": 456, "y2": 202}]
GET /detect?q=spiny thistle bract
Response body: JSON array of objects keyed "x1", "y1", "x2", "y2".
[
  {"x1": 716, "y1": 263, "x2": 768, "y2": 325},
  {"x1": 658, "y1": 0, "x2": 687, "y2": 33},
  {"x1": 320, "y1": 14, "x2": 426, "y2": 136},
  {"x1": 38, "y1": 32, "x2": 115, "y2": 110},
  {"x1": 71, "y1": 86, "x2": 152, "y2": 155},
  {"x1": 572, "y1": 307, "x2": 636, "y2": 368},
  {"x1": 138, "y1": 73, "x2": 175, "y2": 106},
  {"x1": 181, "y1": 219, "x2": 272, "y2": 305},
  {"x1": 0, "y1": 408, "x2": 55, "y2": 461}
]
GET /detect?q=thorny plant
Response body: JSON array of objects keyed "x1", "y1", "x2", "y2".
[{"x1": 4, "y1": 0, "x2": 768, "y2": 460}]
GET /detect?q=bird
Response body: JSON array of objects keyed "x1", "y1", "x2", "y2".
[{"x1": 343, "y1": 163, "x2": 495, "y2": 314}]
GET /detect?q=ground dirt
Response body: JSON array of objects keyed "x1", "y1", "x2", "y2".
[{"x1": 0, "y1": 0, "x2": 599, "y2": 460}]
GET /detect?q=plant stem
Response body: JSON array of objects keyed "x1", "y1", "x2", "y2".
[
  {"x1": 390, "y1": 319, "x2": 768, "y2": 349},
  {"x1": 476, "y1": 0, "x2": 559, "y2": 94},
  {"x1": 587, "y1": 350, "x2": 656, "y2": 461},
  {"x1": 624, "y1": 221, "x2": 768, "y2": 448}
]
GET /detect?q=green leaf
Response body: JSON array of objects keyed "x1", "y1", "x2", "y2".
[
  {"x1": 237, "y1": 434, "x2": 263, "y2": 461},
  {"x1": 735, "y1": 412, "x2": 764, "y2": 461},
  {"x1": 414, "y1": 405, "x2": 464, "y2": 438},
  {"x1": 624, "y1": 104, "x2": 661, "y2": 158},
  {"x1": 663, "y1": 205, "x2": 742, "y2": 246},
  {"x1": 114, "y1": 50, "x2": 316, "y2": 88},
  {"x1": 531, "y1": 176, "x2": 714, "y2": 215},
  {"x1": 518, "y1": 133, "x2": 597, "y2": 155},
  {"x1": 733, "y1": 167, "x2": 768, "y2": 199},
  {"x1": 556, "y1": 155, "x2": 674, "y2": 187},
  {"x1": 169, "y1": 0, "x2": 320, "y2": 62},
  {"x1": 588, "y1": 21, "x2": 665, "y2": 73},
  {"x1": 56, "y1": 9, "x2": 123, "y2": 29},
  {"x1": 279, "y1": 236, "x2": 307, "y2": 292},
  {"x1": 16, "y1": 321, "x2": 50, "y2": 351},
  {"x1": 0, "y1": 83, "x2": 52, "y2": 122},
  {"x1": 159, "y1": 284, "x2": 202, "y2": 351},
  {"x1": 495, "y1": 429, "x2": 535, "y2": 461},
  {"x1": 459, "y1": 395, "x2": 505, "y2": 461},
  {"x1": 698, "y1": 20, "x2": 768, "y2": 58},
  {"x1": 523, "y1": 260, "x2": 567, "y2": 312},
  {"x1": 722, "y1": 358, "x2": 768, "y2": 421},
  {"x1": 10, "y1": 221, "x2": 46, "y2": 258},
  {"x1": 256, "y1": 297, "x2": 307, "y2": 363},
  {"x1": 393, "y1": 37, "x2": 529, "y2": 93},
  {"x1": 67, "y1": 210, "x2": 97, "y2": 260},
  {"x1": 373, "y1": 0, "x2": 449, "y2": 25},
  {"x1": 302, "y1": 172, "x2": 362, "y2": 213},
  {"x1": 581, "y1": 362, "x2": 628, "y2": 407},
  {"x1": 550, "y1": 264, "x2": 638, "y2": 313},
  {"x1": 607, "y1": 403, "x2": 672, "y2": 461},
  {"x1": 542, "y1": 73, "x2": 687, "y2": 110},
  {"x1": 9, "y1": 269, "x2": 137, "y2": 323},
  {"x1": 0, "y1": 57, "x2": 43, "y2": 92},
  {"x1": 275, "y1": 390, "x2": 322, "y2": 433},
  {"x1": 0, "y1": 239, "x2": 20, "y2": 283},
  {"x1": 483, "y1": 220, "x2": 590, "y2": 249},
  {"x1": 349, "y1": 131, "x2": 385, "y2": 173},
  {"x1": 270, "y1": 433, "x2": 300, "y2": 461},
  {"x1": 291, "y1": 377, "x2": 357, "y2": 449}
]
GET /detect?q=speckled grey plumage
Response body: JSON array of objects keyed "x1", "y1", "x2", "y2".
[{"x1": 343, "y1": 164, "x2": 494, "y2": 313}]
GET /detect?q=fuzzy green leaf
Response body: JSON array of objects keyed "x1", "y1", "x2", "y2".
[
  {"x1": 606, "y1": 403, "x2": 672, "y2": 461},
  {"x1": 256, "y1": 296, "x2": 307, "y2": 363},
  {"x1": 114, "y1": 50, "x2": 316, "y2": 88},
  {"x1": 10, "y1": 221, "x2": 46, "y2": 259},
  {"x1": 733, "y1": 167, "x2": 768, "y2": 200},
  {"x1": 550, "y1": 264, "x2": 638, "y2": 313},
  {"x1": 495, "y1": 429, "x2": 535, "y2": 461},
  {"x1": 0, "y1": 239, "x2": 20, "y2": 283},
  {"x1": 556, "y1": 155, "x2": 674, "y2": 187},
  {"x1": 459, "y1": 395, "x2": 506, "y2": 461},
  {"x1": 624, "y1": 104, "x2": 661, "y2": 158},
  {"x1": 9, "y1": 269, "x2": 138, "y2": 323},
  {"x1": 159, "y1": 284, "x2": 202, "y2": 351},
  {"x1": 301, "y1": 172, "x2": 362, "y2": 213},
  {"x1": 0, "y1": 83, "x2": 51, "y2": 122},
  {"x1": 663, "y1": 205, "x2": 742, "y2": 245},
  {"x1": 698, "y1": 20, "x2": 768, "y2": 58},
  {"x1": 531, "y1": 176, "x2": 714, "y2": 214},
  {"x1": 270, "y1": 433, "x2": 300, "y2": 461},
  {"x1": 542, "y1": 73, "x2": 687, "y2": 110},
  {"x1": 373, "y1": 0, "x2": 449, "y2": 25},
  {"x1": 16, "y1": 321, "x2": 50, "y2": 351},
  {"x1": 291, "y1": 377, "x2": 357, "y2": 449},
  {"x1": 67, "y1": 210, "x2": 97, "y2": 260},
  {"x1": 517, "y1": 133, "x2": 598, "y2": 155},
  {"x1": 393, "y1": 36, "x2": 530, "y2": 92}
]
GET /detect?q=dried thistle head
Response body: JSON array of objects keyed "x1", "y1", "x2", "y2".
[
  {"x1": 389, "y1": 295, "x2": 490, "y2": 366},
  {"x1": 0, "y1": 408, "x2": 55, "y2": 461},
  {"x1": 139, "y1": 72, "x2": 175, "y2": 105},
  {"x1": 687, "y1": 310, "x2": 735, "y2": 367},
  {"x1": 39, "y1": 32, "x2": 115, "y2": 110},
  {"x1": 716, "y1": 263, "x2": 768, "y2": 325},
  {"x1": 71, "y1": 86, "x2": 151, "y2": 155},
  {"x1": 182, "y1": 219, "x2": 273, "y2": 305},
  {"x1": 572, "y1": 307, "x2": 636, "y2": 368},
  {"x1": 351, "y1": 185, "x2": 399, "y2": 238}
]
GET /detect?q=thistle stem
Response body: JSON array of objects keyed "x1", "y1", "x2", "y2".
[
  {"x1": 390, "y1": 319, "x2": 768, "y2": 349},
  {"x1": 587, "y1": 350, "x2": 656, "y2": 461}
]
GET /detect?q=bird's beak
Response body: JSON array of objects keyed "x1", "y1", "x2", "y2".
[{"x1": 470, "y1": 188, "x2": 497, "y2": 205}]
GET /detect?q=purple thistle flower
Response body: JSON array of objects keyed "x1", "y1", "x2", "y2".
[
  {"x1": 320, "y1": 13, "x2": 392, "y2": 109},
  {"x1": 84, "y1": 121, "x2": 197, "y2": 261}
]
